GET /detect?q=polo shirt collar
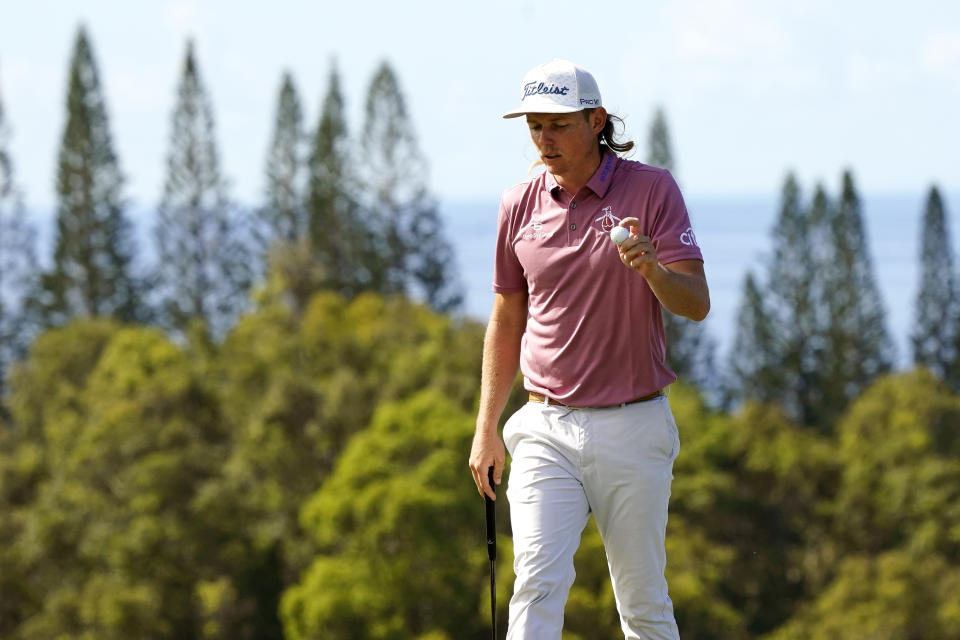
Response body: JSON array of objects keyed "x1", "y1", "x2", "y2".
[
  {"x1": 586, "y1": 152, "x2": 618, "y2": 198},
  {"x1": 544, "y1": 169, "x2": 561, "y2": 194},
  {"x1": 543, "y1": 152, "x2": 618, "y2": 198}
]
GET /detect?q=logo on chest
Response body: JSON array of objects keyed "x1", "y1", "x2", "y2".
[
  {"x1": 595, "y1": 206, "x2": 622, "y2": 232},
  {"x1": 521, "y1": 215, "x2": 553, "y2": 241}
]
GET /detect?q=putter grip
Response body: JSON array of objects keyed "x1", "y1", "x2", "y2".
[{"x1": 485, "y1": 467, "x2": 497, "y2": 560}]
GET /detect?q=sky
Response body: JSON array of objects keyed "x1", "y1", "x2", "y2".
[{"x1": 1, "y1": 0, "x2": 959, "y2": 212}]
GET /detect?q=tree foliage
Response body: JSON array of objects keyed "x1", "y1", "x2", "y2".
[
  {"x1": 817, "y1": 170, "x2": 894, "y2": 424},
  {"x1": 732, "y1": 174, "x2": 822, "y2": 423},
  {"x1": 646, "y1": 107, "x2": 675, "y2": 174},
  {"x1": 0, "y1": 286, "x2": 487, "y2": 639},
  {"x1": 34, "y1": 26, "x2": 142, "y2": 328},
  {"x1": 832, "y1": 370, "x2": 960, "y2": 558},
  {"x1": 170, "y1": 282, "x2": 484, "y2": 637},
  {"x1": 302, "y1": 61, "x2": 370, "y2": 300},
  {"x1": 0, "y1": 69, "x2": 38, "y2": 398},
  {"x1": 259, "y1": 72, "x2": 308, "y2": 252},
  {"x1": 911, "y1": 185, "x2": 959, "y2": 389},
  {"x1": 732, "y1": 171, "x2": 894, "y2": 432},
  {"x1": 767, "y1": 551, "x2": 960, "y2": 640},
  {"x1": 282, "y1": 391, "x2": 490, "y2": 640},
  {"x1": 1, "y1": 321, "x2": 230, "y2": 639},
  {"x1": 1, "y1": 291, "x2": 957, "y2": 639},
  {"x1": 154, "y1": 40, "x2": 250, "y2": 337},
  {"x1": 729, "y1": 271, "x2": 782, "y2": 405},
  {"x1": 360, "y1": 62, "x2": 461, "y2": 311}
]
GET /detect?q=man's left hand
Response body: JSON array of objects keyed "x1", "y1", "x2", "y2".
[{"x1": 616, "y1": 217, "x2": 658, "y2": 278}]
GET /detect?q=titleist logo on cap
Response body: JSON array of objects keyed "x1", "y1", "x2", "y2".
[{"x1": 523, "y1": 82, "x2": 570, "y2": 99}]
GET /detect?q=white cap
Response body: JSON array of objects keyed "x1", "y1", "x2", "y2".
[{"x1": 502, "y1": 59, "x2": 602, "y2": 119}]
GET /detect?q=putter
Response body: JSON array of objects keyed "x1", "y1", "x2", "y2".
[{"x1": 485, "y1": 466, "x2": 497, "y2": 640}]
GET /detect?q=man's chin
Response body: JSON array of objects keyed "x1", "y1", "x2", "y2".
[{"x1": 542, "y1": 157, "x2": 563, "y2": 172}]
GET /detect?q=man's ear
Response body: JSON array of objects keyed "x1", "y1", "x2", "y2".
[{"x1": 592, "y1": 107, "x2": 608, "y2": 135}]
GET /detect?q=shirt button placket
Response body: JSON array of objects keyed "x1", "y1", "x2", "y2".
[{"x1": 569, "y1": 202, "x2": 579, "y2": 243}]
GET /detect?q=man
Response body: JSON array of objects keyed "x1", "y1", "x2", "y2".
[{"x1": 468, "y1": 59, "x2": 709, "y2": 639}]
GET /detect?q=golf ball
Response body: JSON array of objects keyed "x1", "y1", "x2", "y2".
[{"x1": 610, "y1": 226, "x2": 630, "y2": 245}]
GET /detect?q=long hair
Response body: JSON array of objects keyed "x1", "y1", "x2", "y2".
[{"x1": 588, "y1": 109, "x2": 634, "y2": 155}]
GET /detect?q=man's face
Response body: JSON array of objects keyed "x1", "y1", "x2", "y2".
[{"x1": 525, "y1": 109, "x2": 605, "y2": 178}]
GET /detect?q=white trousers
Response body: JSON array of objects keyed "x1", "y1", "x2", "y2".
[{"x1": 503, "y1": 397, "x2": 681, "y2": 640}]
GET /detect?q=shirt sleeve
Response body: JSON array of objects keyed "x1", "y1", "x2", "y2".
[
  {"x1": 492, "y1": 195, "x2": 527, "y2": 293},
  {"x1": 648, "y1": 170, "x2": 704, "y2": 265}
]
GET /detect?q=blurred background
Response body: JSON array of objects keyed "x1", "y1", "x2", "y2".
[{"x1": 1, "y1": 1, "x2": 958, "y2": 639}]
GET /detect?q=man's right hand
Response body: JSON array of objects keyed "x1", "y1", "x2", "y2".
[
  {"x1": 469, "y1": 427, "x2": 505, "y2": 501},
  {"x1": 469, "y1": 291, "x2": 526, "y2": 501}
]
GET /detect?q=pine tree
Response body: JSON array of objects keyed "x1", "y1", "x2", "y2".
[
  {"x1": 818, "y1": 170, "x2": 894, "y2": 425},
  {"x1": 762, "y1": 174, "x2": 823, "y2": 424},
  {"x1": 647, "y1": 107, "x2": 675, "y2": 173},
  {"x1": 0, "y1": 66, "x2": 38, "y2": 397},
  {"x1": 305, "y1": 60, "x2": 368, "y2": 298},
  {"x1": 259, "y1": 71, "x2": 307, "y2": 253},
  {"x1": 154, "y1": 40, "x2": 250, "y2": 337},
  {"x1": 408, "y1": 201, "x2": 462, "y2": 311},
  {"x1": 729, "y1": 271, "x2": 782, "y2": 405},
  {"x1": 359, "y1": 61, "x2": 460, "y2": 310},
  {"x1": 645, "y1": 106, "x2": 714, "y2": 389},
  {"x1": 911, "y1": 186, "x2": 958, "y2": 387},
  {"x1": 35, "y1": 26, "x2": 141, "y2": 327}
]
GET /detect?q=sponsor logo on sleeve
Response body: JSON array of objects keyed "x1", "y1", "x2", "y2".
[{"x1": 680, "y1": 227, "x2": 699, "y2": 247}]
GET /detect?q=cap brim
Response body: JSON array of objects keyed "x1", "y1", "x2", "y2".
[{"x1": 501, "y1": 104, "x2": 585, "y2": 119}]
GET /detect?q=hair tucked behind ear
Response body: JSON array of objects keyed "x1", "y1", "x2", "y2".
[{"x1": 585, "y1": 109, "x2": 634, "y2": 155}]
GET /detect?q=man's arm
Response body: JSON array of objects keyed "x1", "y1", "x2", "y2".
[
  {"x1": 616, "y1": 217, "x2": 710, "y2": 321},
  {"x1": 641, "y1": 259, "x2": 710, "y2": 321},
  {"x1": 468, "y1": 290, "x2": 528, "y2": 500}
]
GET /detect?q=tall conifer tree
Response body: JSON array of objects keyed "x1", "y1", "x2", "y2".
[
  {"x1": 37, "y1": 27, "x2": 141, "y2": 327},
  {"x1": 306, "y1": 61, "x2": 368, "y2": 298},
  {"x1": 911, "y1": 186, "x2": 958, "y2": 387},
  {"x1": 729, "y1": 271, "x2": 782, "y2": 405},
  {"x1": 0, "y1": 66, "x2": 38, "y2": 396},
  {"x1": 647, "y1": 107, "x2": 675, "y2": 173},
  {"x1": 259, "y1": 72, "x2": 307, "y2": 252},
  {"x1": 359, "y1": 61, "x2": 460, "y2": 310},
  {"x1": 818, "y1": 170, "x2": 894, "y2": 424},
  {"x1": 762, "y1": 175, "x2": 824, "y2": 424},
  {"x1": 154, "y1": 40, "x2": 249, "y2": 337},
  {"x1": 758, "y1": 172, "x2": 894, "y2": 430},
  {"x1": 911, "y1": 186, "x2": 958, "y2": 386},
  {"x1": 645, "y1": 106, "x2": 715, "y2": 389}
]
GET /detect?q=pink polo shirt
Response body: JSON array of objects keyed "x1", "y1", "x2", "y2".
[{"x1": 493, "y1": 153, "x2": 703, "y2": 406}]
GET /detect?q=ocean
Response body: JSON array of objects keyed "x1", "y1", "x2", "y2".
[
  {"x1": 440, "y1": 190, "x2": 960, "y2": 369},
  {"x1": 17, "y1": 189, "x2": 954, "y2": 370}
]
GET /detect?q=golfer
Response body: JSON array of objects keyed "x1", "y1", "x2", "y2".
[{"x1": 468, "y1": 59, "x2": 709, "y2": 639}]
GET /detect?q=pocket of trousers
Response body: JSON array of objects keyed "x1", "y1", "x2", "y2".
[
  {"x1": 502, "y1": 403, "x2": 528, "y2": 457},
  {"x1": 659, "y1": 398, "x2": 681, "y2": 462}
]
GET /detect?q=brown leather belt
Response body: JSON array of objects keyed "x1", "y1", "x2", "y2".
[{"x1": 528, "y1": 389, "x2": 664, "y2": 409}]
